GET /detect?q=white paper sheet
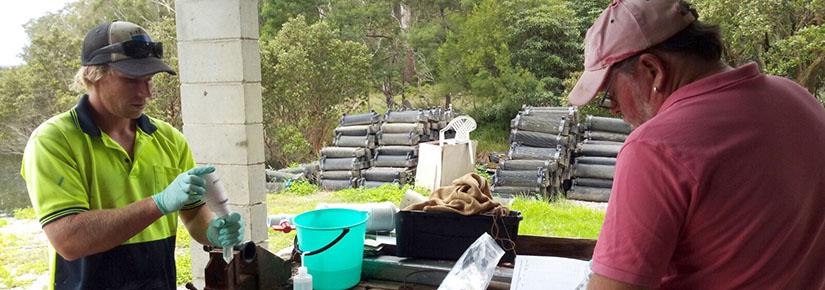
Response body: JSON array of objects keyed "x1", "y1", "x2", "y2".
[{"x1": 510, "y1": 255, "x2": 591, "y2": 290}]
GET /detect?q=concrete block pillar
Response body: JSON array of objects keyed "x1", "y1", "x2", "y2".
[{"x1": 175, "y1": 0, "x2": 264, "y2": 288}]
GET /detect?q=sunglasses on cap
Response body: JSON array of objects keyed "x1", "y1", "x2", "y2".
[{"x1": 89, "y1": 40, "x2": 164, "y2": 60}]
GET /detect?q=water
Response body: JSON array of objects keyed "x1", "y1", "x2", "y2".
[
  {"x1": 0, "y1": 154, "x2": 30, "y2": 215},
  {"x1": 311, "y1": 266, "x2": 361, "y2": 290}
]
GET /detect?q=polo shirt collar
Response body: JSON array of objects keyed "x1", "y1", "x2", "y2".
[
  {"x1": 75, "y1": 94, "x2": 158, "y2": 137},
  {"x1": 659, "y1": 62, "x2": 761, "y2": 114}
]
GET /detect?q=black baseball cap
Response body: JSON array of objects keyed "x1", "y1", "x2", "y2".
[{"x1": 81, "y1": 21, "x2": 176, "y2": 77}]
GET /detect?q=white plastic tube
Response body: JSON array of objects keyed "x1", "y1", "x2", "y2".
[
  {"x1": 315, "y1": 202, "x2": 397, "y2": 232},
  {"x1": 204, "y1": 172, "x2": 232, "y2": 263}
]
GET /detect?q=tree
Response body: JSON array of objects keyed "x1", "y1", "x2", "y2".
[
  {"x1": 436, "y1": 0, "x2": 545, "y2": 121},
  {"x1": 260, "y1": 16, "x2": 370, "y2": 167},
  {"x1": 0, "y1": 0, "x2": 180, "y2": 155},
  {"x1": 693, "y1": 0, "x2": 825, "y2": 102},
  {"x1": 259, "y1": 0, "x2": 326, "y2": 39}
]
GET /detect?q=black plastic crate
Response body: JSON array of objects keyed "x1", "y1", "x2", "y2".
[{"x1": 395, "y1": 210, "x2": 522, "y2": 262}]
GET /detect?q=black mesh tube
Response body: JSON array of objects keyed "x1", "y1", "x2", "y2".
[
  {"x1": 320, "y1": 157, "x2": 369, "y2": 171},
  {"x1": 340, "y1": 112, "x2": 381, "y2": 126},
  {"x1": 320, "y1": 170, "x2": 361, "y2": 180},
  {"x1": 509, "y1": 144, "x2": 561, "y2": 160},
  {"x1": 376, "y1": 145, "x2": 418, "y2": 156},
  {"x1": 522, "y1": 109, "x2": 571, "y2": 120},
  {"x1": 574, "y1": 164, "x2": 615, "y2": 179},
  {"x1": 494, "y1": 169, "x2": 546, "y2": 187},
  {"x1": 335, "y1": 135, "x2": 376, "y2": 148},
  {"x1": 334, "y1": 124, "x2": 378, "y2": 136},
  {"x1": 373, "y1": 154, "x2": 417, "y2": 168},
  {"x1": 363, "y1": 167, "x2": 409, "y2": 182},
  {"x1": 379, "y1": 132, "x2": 420, "y2": 146},
  {"x1": 575, "y1": 156, "x2": 617, "y2": 165},
  {"x1": 510, "y1": 130, "x2": 567, "y2": 148},
  {"x1": 577, "y1": 143, "x2": 622, "y2": 157},
  {"x1": 499, "y1": 159, "x2": 557, "y2": 171},
  {"x1": 585, "y1": 130, "x2": 628, "y2": 142},
  {"x1": 381, "y1": 123, "x2": 422, "y2": 134},
  {"x1": 586, "y1": 116, "x2": 632, "y2": 134},
  {"x1": 522, "y1": 105, "x2": 574, "y2": 113},
  {"x1": 385, "y1": 111, "x2": 425, "y2": 123},
  {"x1": 511, "y1": 114, "x2": 566, "y2": 135},
  {"x1": 582, "y1": 140, "x2": 624, "y2": 146},
  {"x1": 320, "y1": 147, "x2": 368, "y2": 158},
  {"x1": 567, "y1": 186, "x2": 611, "y2": 202},
  {"x1": 573, "y1": 178, "x2": 613, "y2": 188}
]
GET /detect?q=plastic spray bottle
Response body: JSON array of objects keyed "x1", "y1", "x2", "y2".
[{"x1": 293, "y1": 253, "x2": 312, "y2": 290}]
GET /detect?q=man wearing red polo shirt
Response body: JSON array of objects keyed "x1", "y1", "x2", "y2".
[{"x1": 568, "y1": 0, "x2": 825, "y2": 289}]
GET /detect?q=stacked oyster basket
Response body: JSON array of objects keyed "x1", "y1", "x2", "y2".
[
  {"x1": 568, "y1": 115, "x2": 632, "y2": 202},
  {"x1": 491, "y1": 106, "x2": 578, "y2": 198},
  {"x1": 317, "y1": 112, "x2": 381, "y2": 190},
  {"x1": 365, "y1": 108, "x2": 453, "y2": 188}
]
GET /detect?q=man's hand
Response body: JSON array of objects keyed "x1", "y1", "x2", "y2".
[
  {"x1": 207, "y1": 212, "x2": 244, "y2": 247},
  {"x1": 153, "y1": 166, "x2": 215, "y2": 215}
]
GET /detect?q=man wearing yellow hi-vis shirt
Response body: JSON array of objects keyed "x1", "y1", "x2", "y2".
[{"x1": 21, "y1": 21, "x2": 243, "y2": 289}]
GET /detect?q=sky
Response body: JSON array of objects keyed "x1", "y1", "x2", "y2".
[{"x1": 0, "y1": 0, "x2": 76, "y2": 67}]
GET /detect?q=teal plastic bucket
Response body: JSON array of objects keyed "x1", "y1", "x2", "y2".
[{"x1": 294, "y1": 208, "x2": 369, "y2": 290}]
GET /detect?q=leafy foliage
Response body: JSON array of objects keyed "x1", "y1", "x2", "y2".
[
  {"x1": 260, "y1": 15, "x2": 371, "y2": 167},
  {"x1": 284, "y1": 180, "x2": 320, "y2": 196},
  {"x1": 693, "y1": 0, "x2": 825, "y2": 101},
  {"x1": 0, "y1": 0, "x2": 179, "y2": 156}
]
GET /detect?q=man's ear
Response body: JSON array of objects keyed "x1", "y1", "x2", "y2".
[{"x1": 637, "y1": 53, "x2": 667, "y2": 96}]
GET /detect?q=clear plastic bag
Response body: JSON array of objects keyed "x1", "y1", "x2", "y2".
[{"x1": 438, "y1": 233, "x2": 505, "y2": 290}]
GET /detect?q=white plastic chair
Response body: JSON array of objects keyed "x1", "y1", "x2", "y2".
[
  {"x1": 439, "y1": 116, "x2": 476, "y2": 145},
  {"x1": 439, "y1": 115, "x2": 477, "y2": 164}
]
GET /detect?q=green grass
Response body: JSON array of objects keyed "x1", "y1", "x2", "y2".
[
  {"x1": 175, "y1": 224, "x2": 193, "y2": 285},
  {"x1": 475, "y1": 165, "x2": 492, "y2": 182},
  {"x1": 12, "y1": 208, "x2": 36, "y2": 220},
  {"x1": 474, "y1": 121, "x2": 510, "y2": 156},
  {"x1": 0, "y1": 231, "x2": 48, "y2": 289},
  {"x1": 283, "y1": 180, "x2": 320, "y2": 196},
  {"x1": 0, "y1": 219, "x2": 7, "y2": 227},
  {"x1": 511, "y1": 197, "x2": 605, "y2": 239},
  {"x1": 333, "y1": 184, "x2": 429, "y2": 204}
]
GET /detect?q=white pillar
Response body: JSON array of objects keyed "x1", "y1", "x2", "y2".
[{"x1": 175, "y1": 0, "x2": 265, "y2": 288}]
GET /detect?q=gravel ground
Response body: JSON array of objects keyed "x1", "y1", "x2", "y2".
[
  {"x1": 569, "y1": 200, "x2": 608, "y2": 211},
  {"x1": 0, "y1": 218, "x2": 49, "y2": 290}
]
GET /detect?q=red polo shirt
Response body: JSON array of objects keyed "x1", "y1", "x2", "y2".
[{"x1": 592, "y1": 63, "x2": 825, "y2": 289}]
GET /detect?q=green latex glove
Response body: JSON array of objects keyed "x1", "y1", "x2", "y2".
[
  {"x1": 207, "y1": 212, "x2": 244, "y2": 247},
  {"x1": 153, "y1": 166, "x2": 215, "y2": 215}
]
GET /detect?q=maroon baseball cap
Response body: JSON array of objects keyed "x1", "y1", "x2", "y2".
[
  {"x1": 568, "y1": 0, "x2": 695, "y2": 106},
  {"x1": 81, "y1": 21, "x2": 175, "y2": 78}
]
